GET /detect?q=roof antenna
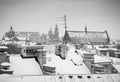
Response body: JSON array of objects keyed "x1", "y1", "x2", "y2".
[
  {"x1": 56, "y1": 14, "x2": 67, "y2": 31},
  {"x1": 64, "y1": 15, "x2": 67, "y2": 31}
]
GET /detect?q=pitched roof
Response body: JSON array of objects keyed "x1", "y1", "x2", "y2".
[
  {"x1": 12, "y1": 36, "x2": 20, "y2": 41},
  {"x1": 63, "y1": 31, "x2": 71, "y2": 44},
  {"x1": 2, "y1": 37, "x2": 11, "y2": 41},
  {"x1": 63, "y1": 30, "x2": 110, "y2": 45},
  {"x1": 17, "y1": 36, "x2": 29, "y2": 41},
  {"x1": 15, "y1": 31, "x2": 40, "y2": 37}
]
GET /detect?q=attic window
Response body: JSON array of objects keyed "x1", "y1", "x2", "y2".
[
  {"x1": 87, "y1": 76, "x2": 91, "y2": 79},
  {"x1": 69, "y1": 76, "x2": 73, "y2": 78},
  {"x1": 77, "y1": 76, "x2": 82, "y2": 78},
  {"x1": 97, "y1": 77, "x2": 100, "y2": 78},
  {"x1": 59, "y1": 76, "x2": 62, "y2": 79}
]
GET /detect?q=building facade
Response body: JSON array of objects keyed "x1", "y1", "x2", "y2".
[
  {"x1": 63, "y1": 26, "x2": 110, "y2": 46},
  {"x1": 2, "y1": 27, "x2": 41, "y2": 45},
  {"x1": 2, "y1": 25, "x2": 61, "y2": 45}
]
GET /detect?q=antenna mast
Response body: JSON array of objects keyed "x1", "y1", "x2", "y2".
[
  {"x1": 64, "y1": 15, "x2": 67, "y2": 31},
  {"x1": 56, "y1": 15, "x2": 67, "y2": 31}
]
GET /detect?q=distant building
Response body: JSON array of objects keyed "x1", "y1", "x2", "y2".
[
  {"x1": 2, "y1": 26, "x2": 41, "y2": 45},
  {"x1": 28, "y1": 32, "x2": 41, "y2": 43},
  {"x1": 2, "y1": 25, "x2": 61, "y2": 45},
  {"x1": 54, "y1": 24, "x2": 59, "y2": 39},
  {"x1": 54, "y1": 24, "x2": 60, "y2": 44},
  {"x1": 63, "y1": 26, "x2": 110, "y2": 45},
  {"x1": 47, "y1": 24, "x2": 60, "y2": 44},
  {"x1": 2, "y1": 26, "x2": 16, "y2": 44},
  {"x1": 48, "y1": 28, "x2": 54, "y2": 41},
  {"x1": 40, "y1": 33, "x2": 47, "y2": 44}
]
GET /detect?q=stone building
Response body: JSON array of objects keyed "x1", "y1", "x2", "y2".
[{"x1": 2, "y1": 27, "x2": 41, "y2": 45}]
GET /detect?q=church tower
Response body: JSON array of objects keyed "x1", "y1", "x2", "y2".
[
  {"x1": 48, "y1": 28, "x2": 54, "y2": 40},
  {"x1": 54, "y1": 24, "x2": 59, "y2": 39},
  {"x1": 5, "y1": 26, "x2": 15, "y2": 39}
]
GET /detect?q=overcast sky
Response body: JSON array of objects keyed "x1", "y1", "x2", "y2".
[{"x1": 0, "y1": 0, "x2": 120, "y2": 39}]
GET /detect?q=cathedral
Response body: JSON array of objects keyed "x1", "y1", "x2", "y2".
[{"x1": 47, "y1": 24, "x2": 60, "y2": 44}]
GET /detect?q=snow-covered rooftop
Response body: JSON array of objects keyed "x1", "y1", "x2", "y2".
[
  {"x1": 94, "y1": 55, "x2": 112, "y2": 63},
  {"x1": 9, "y1": 55, "x2": 43, "y2": 75}
]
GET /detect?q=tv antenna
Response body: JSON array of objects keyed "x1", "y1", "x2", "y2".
[{"x1": 56, "y1": 15, "x2": 67, "y2": 31}]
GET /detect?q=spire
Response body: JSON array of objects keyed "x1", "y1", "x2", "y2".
[
  {"x1": 10, "y1": 26, "x2": 13, "y2": 31},
  {"x1": 2, "y1": 35, "x2": 5, "y2": 40},
  {"x1": 55, "y1": 24, "x2": 57, "y2": 28},
  {"x1": 6, "y1": 26, "x2": 15, "y2": 39},
  {"x1": 54, "y1": 24, "x2": 59, "y2": 39},
  {"x1": 49, "y1": 28, "x2": 53, "y2": 35},
  {"x1": 85, "y1": 24, "x2": 87, "y2": 34},
  {"x1": 63, "y1": 30, "x2": 71, "y2": 44},
  {"x1": 48, "y1": 28, "x2": 53, "y2": 39},
  {"x1": 105, "y1": 30, "x2": 110, "y2": 43}
]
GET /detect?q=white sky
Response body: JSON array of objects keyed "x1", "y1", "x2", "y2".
[{"x1": 0, "y1": 0, "x2": 120, "y2": 39}]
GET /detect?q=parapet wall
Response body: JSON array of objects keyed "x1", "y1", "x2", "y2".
[{"x1": 0, "y1": 74, "x2": 120, "y2": 82}]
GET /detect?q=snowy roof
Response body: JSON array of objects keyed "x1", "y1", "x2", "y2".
[
  {"x1": 63, "y1": 30, "x2": 110, "y2": 45},
  {"x1": 45, "y1": 53, "x2": 90, "y2": 74},
  {"x1": 109, "y1": 57, "x2": 120, "y2": 64},
  {"x1": 97, "y1": 47, "x2": 119, "y2": 52},
  {"x1": 3, "y1": 31, "x2": 40, "y2": 41},
  {"x1": 112, "y1": 64, "x2": 120, "y2": 72},
  {"x1": 10, "y1": 55, "x2": 43, "y2": 75},
  {"x1": 2, "y1": 36, "x2": 28, "y2": 41},
  {"x1": 94, "y1": 55, "x2": 112, "y2": 63},
  {"x1": 0, "y1": 46, "x2": 8, "y2": 49},
  {"x1": 15, "y1": 31, "x2": 40, "y2": 37},
  {"x1": 17, "y1": 36, "x2": 29, "y2": 41},
  {"x1": 22, "y1": 45, "x2": 44, "y2": 50},
  {"x1": 1, "y1": 62, "x2": 11, "y2": 66},
  {"x1": 12, "y1": 36, "x2": 20, "y2": 41},
  {"x1": 2, "y1": 37, "x2": 10, "y2": 40}
]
